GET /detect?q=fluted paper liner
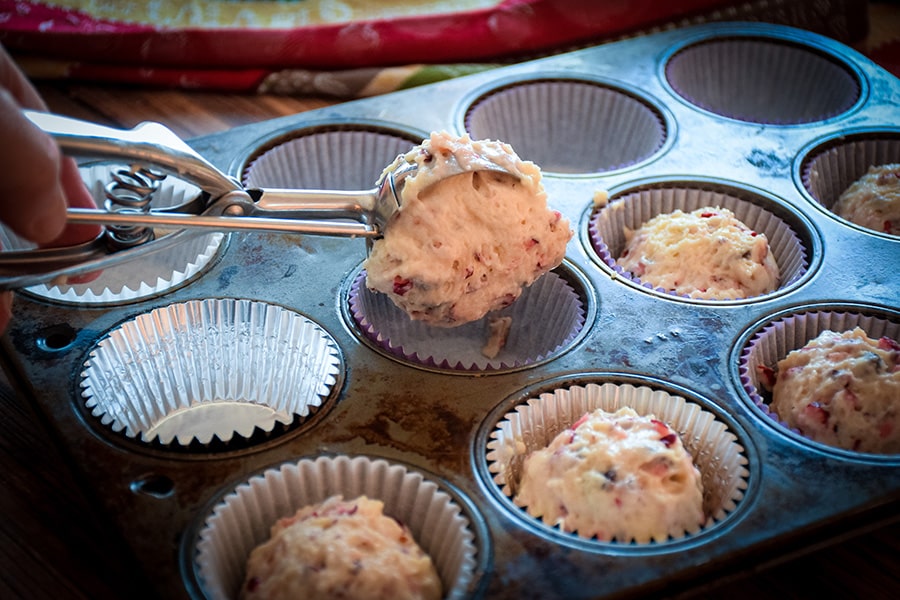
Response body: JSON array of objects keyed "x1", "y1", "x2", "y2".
[
  {"x1": 486, "y1": 382, "x2": 749, "y2": 544},
  {"x1": 194, "y1": 455, "x2": 479, "y2": 600},
  {"x1": 0, "y1": 163, "x2": 225, "y2": 304},
  {"x1": 349, "y1": 268, "x2": 586, "y2": 372},
  {"x1": 589, "y1": 184, "x2": 809, "y2": 300},
  {"x1": 665, "y1": 37, "x2": 859, "y2": 124},
  {"x1": 464, "y1": 79, "x2": 666, "y2": 174},
  {"x1": 738, "y1": 307, "x2": 900, "y2": 453},
  {"x1": 800, "y1": 133, "x2": 900, "y2": 235},
  {"x1": 243, "y1": 129, "x2": 417, "y2": 189},
  {"x1": 80, "y1": 298, "x2": 342, "y2": 446}
]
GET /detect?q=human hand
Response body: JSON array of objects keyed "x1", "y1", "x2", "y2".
[{"x1": 0, "y1": 44, "x2": 101, "y2": 332}]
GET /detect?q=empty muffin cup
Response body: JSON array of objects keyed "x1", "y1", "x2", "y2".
[
  {"x1": 484, "y1": 380, "x2": 749, "y2": 546},
  {"x1": 192, "y1": 454, "x2": 483, "y2": 600},
  {"x1": 80, "y1": 298, "x2": 343, "y2": 446},
  {"x1": 347, "y1": 264, "x2": 587, "y2": 372},
  {"x1": 737, "y1": 306, "x2": 900, "y2": 456},
  {"x1": 463, "y1": 78, "x2": 667, "y2": 174},
  {"x1": 0, "y1": 163, "x2": 225, "y2": 304},
  {"x1": 665, "y1": 36, "x2": 860, "y2": 124},
  {"x1": 799, "y1": 131, "x2": 900, "y2": 236},
  {"x1": 588, "y1": 181, "x2": 811, "y2": 301},
  {"x1": 242, "y1": 126, "x2": 421, "y2": 189}
]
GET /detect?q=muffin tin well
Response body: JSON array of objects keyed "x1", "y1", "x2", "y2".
[
  {"x1": 79, "y1": 298, "x2": 344, "y2": 449},
  {"x1": 664, "y1": 35, "x2": 863, "y2": 124},
  {"x1": 477, "y1": 374, "x2": 752, "y2": 551},
  {"x1": 586, "y1": 177, "x2": 817, "y2": 302},
  {"x1": 797, "y1": 129, "x2": 900, "y2": 237},
  {"x1": 0, "y1": 162, "x2": 226, "y2": 305},
  {"x1": 186, "y1": 455, "x2": 490, "y2": 600},
  {"x1": 2, "y1": 21, "x2": 899, "y2": 600},
  {"x1": 734, "y1": 302, "x2": 900, "y2": 461},
  {"x1": 345, "y1": 260, "x2": 592, "y2": 373},
  {"x1": 463, "y1": 77, "x2": 670, "y2": 174}
]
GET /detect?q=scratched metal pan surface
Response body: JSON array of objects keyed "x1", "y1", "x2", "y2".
[{"x1": 2, "y1": 22, "x2": 898, "y2": 600}]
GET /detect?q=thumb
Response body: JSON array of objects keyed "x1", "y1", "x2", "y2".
[{"x1": 0, "y1": 93, "x2": 68, "y2": 244}]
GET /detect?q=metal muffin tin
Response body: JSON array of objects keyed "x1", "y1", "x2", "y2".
[{"x1": 3, "y1": 22, "x2": 899, "y2": 599}]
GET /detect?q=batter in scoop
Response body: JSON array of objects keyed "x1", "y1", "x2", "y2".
[{"x1": 364, "y1": 131, "x2": 572, "y2": 327}]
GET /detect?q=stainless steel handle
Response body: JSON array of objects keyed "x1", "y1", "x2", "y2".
[
  {"x1": 24, "y1": 111, "x2": 242, "y2": 199},
  {"x1": 0, "y1": 229, "x2": 206, "y2": 290},
  {"x1": 64, "y1": 207, "x2": 377, "y2": 237}
]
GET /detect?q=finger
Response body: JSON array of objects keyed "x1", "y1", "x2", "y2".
[
  {"x1": 0, "y1": 90, "x2": 68, "y2": 244},
  {"x1": 0, "y1": 44, "x2": 47, "y2": 110},
  {"x1": 44, "y1": 158, "x2": 103, "y2": 283},
  {"x1": 44, "y1": 156, "x2": 102, "y2": 248},
  {"x1": 0, "y1": 291, "x2": 12, "y2": 334}
]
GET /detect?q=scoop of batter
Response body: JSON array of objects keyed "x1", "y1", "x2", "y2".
[
  {"x1": 364, "y1": 131, "x2": 572, "y2": 327},
  {"x1": 770, "y1": 327, "x2": 900, "y2": 453},
  {"x1": 515, "y1": 407, "x2": 705, "y2": 543},
  {"x1": 833, "y1": 163, "x2": 900, "y2": 235},
  {"x1": 241, "y1": 495, "x2": 441, "y2": 600},
  {"x1": 616, "y1": 205, "x2": 779, "y2": 299}
]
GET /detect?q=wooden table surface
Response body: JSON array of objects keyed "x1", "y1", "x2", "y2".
[{"x1": 0, "y1": 66, "x2": 898, "y2": 599}]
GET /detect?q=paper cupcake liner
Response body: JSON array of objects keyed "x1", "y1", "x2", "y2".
[
  {"x1": 588, "y1": 182, "x2": 810, "y2": 301},
  {"x1": 463, "y1": 79, "x2": 667, "y2": 174},
  {"x1": 738, "y1": 306, "x2": 900, "y2": 455},
  {"x1": 0, "y1": 163, "x2": 224, "y2": 304},
  {"x1": 484, "y1": 381, "x2": 749, "y2": 545},
  {"x1": 665, "y1": 37, "x2": 860, "y2": 124},
  {"x1": 348, "y1": 265, "x2": 587, "y2": 372},
  {"x1": 193, "y1": 454, "x2": 482, "y2": 600},
  {"x1": 799, "y1": 132, "x2": 900, "y2": 234},
  {"x1": 242, "y1": 128, "x2": 419, "y2": 189},
  {"x1": 80, "y1": 298, "x2": 343, "y2": 447}
]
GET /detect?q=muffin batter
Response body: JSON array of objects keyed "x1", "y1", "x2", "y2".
[
  {"x1": 616, "y1": 205, "x2": 779, "y2": 299},
  {"x1": 515, "y1": 407, "x2": 705, "y2": 543},
  {"x1": 241, "y1": 495, "x2": 441, "y2": 600},
  {"x1": 769, "y1": 327, "x2": 900, "y2": 453},
  {"x1": 364, "y1": 131, "x2": 571, "y2": 326},
  {"x1": 833, "y1": 163, "x2": 900, "y2": 235}
]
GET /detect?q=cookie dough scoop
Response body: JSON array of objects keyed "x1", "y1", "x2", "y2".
[{"x1": 0, "y1": 113, "x2": 518, "y2": 289}]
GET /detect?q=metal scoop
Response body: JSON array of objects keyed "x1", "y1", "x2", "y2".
[{"x1": 0, "y1": 112, "x2": 511, "y2": 289}]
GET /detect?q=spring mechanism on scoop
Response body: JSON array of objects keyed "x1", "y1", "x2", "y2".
[{"x1": 103, "y1": 165, "x2": 167, "y2": 249}]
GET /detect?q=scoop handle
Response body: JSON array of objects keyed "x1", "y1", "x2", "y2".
[{"x1": 24, "y1": 110, "x2": 242, "y2": 199}]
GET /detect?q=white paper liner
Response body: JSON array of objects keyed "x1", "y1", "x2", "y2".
[
  {"x1": 348, "y1": 268, "x2": 586, "y2": 371},
  {"x1": 800, "y1": 134, "x2": 900, "y2": 234},
  {"x1": 589, "y1": 184, "x2": 808, "y2": 300},
  {"x1": 485, "y1": 382, "x2": 749, "y2": 544},
  {"x1": 738, "y1": 308, "x2": 900, "y2": 454},
  {"x1": 242, "y1": 129, "x2": 417, "y2": 189},
  {"x1": 0, "y1": 163, "x2": 225, "y2": 304},
  {"x1": 464, "y1": 80, "x2": 666, "y2": 174},
  {"x1": 194, "y1": 455, "x2": 479, "y2": 600},
  {"x1": 80, "y1": 298, "x2": 342, "y2": 446},
  {"x1": 665, "y1": 38, "x2": 859, "y2": 124}
]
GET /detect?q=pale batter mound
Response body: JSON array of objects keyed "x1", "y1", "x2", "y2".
[
  {"x1": 364, "y1": 131, "x2": 572, "y2": 327},
  {"x1": 616, "y1": 205, "x2": 779, "y2": 299},
  {"x1": 769, "y1": 327, "x2": 900, "y2": 454},
  {"x1": 832, "y1": 163, "x2": 900, "y2": 235},
  {"x1": 241, "y1": 495, "x2": 441, "y2": 600},
  {"x1": 515, "y1": 407, "x2": 705, "y2": 543}
]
